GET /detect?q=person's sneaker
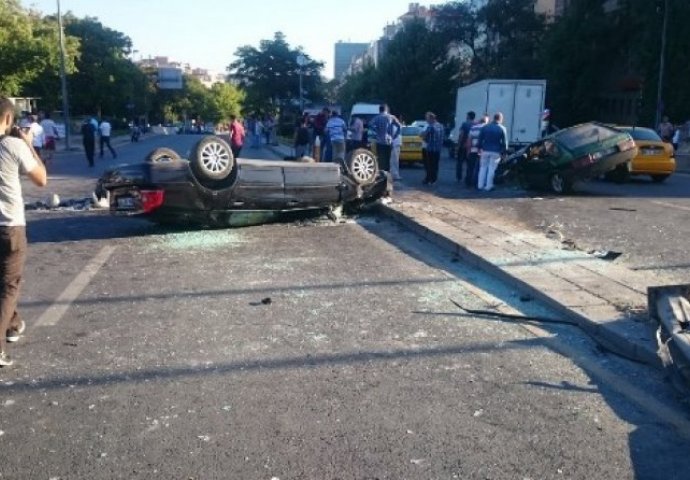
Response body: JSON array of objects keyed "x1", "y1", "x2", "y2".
[
  {"x1": 0, "y1": 351, "x2": 13, "y2": 367},
  {"x1": 6, "y1": 320, "x2": 25, "y2": 343}
]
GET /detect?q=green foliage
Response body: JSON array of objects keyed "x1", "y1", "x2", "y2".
[
  {"x1": 229, "y1": 32, "x2": 324, "y2": 114},
  {"x1": 64, "y1": 15, "x2": 149, "y2": 118},
  {"x1": 0, "y1": 0, "x2": 77, "y2": 98}
]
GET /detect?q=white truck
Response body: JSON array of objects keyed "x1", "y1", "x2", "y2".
[{"x1": 451, "y1": 79, "x2": 546, "y2": 148}]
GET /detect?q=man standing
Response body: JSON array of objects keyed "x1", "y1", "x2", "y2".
[
  {"x1": 325, "y1": 110, "x2": 347, "y2": 162},
  {"x1": 658, "y1": 116, "x2": 674, "y2": 143},
  {"x1": 0, "y1": 97, "x2": 47, "y2": 366},
  {"x1": 422, "y1": 112, "x2": 444, "y2": 186},
  {"x1": 98, "y1": 118, "x2": 117, "y2": 159},
  {"x1": 370, "y1": 104, "x2": 401, "y2": 172},
  {"x1": 466, "y1": 113, "x2": 489, "y2": 188},
  {"x1": 456, "y1": 111, "x2": 476, "y2": 183},
  {"x1": 228, "y1": 115, "x2": 245, "y2": 159},
  {"x1": 477, "y1": 112, "x2": 508, "y2": 192},
  {"x1": 389, "y1": 115, "x2": 403, "y2": 181},
  {"x1": 40, "y1": 112, "x2": 59, "y2": 165},
  {"x1": 81, "y1": 118, "x2": 97, "y2": 167},
  {"x1": 349, "y1": 115, "x2": 364, "y2": 150}
]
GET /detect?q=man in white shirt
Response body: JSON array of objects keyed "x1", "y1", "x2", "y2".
[
  {"x1": 40, "y1": 112, "x2": 59, "y2": 163},
  {"x1": 99, "y1": 118, "x2": 117, "y2": 158},
  {"x1": 0, "y1": 97, "x2": 47, "y2": 366},
  {"x1": 28, "y1": 115, "x2": 44, "y2": 159}
]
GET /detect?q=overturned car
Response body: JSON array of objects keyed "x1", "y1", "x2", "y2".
[
  {"x1": 498, "y1": 122, "x2": 638, "y2": 194},
  {"x1": 95, "y1": 136, "x2": 389, "y2": 227}
]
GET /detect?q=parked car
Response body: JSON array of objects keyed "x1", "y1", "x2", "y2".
[
  {"x1": 606, "y1": 126, "x2": 676, "y2": 183},
  {"x1": 95, "y1": 136, "x2": 389, "y2": 227},
  {"x1": 399, "y1": 126, "x2": 424, "y2": 164},
  {"x1": 497, "y1": 122, "x2": 637, "y2": 194}
]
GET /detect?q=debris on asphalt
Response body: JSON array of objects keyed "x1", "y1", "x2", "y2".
[
  {"x1": 449, "y1": 298, "x2": 577, "y2": 325},
  {"x1": 590, "y1": 250, "x2": 623, "y2": 261},
  {"x1": 25, "y1": 195, "x2": 101, "y2": 212},
  {"x1": 609, "y1": 207, "x2": 637, "y2": 212},
  {"x1": 649, "y1": 285, "x2": 690, "y2": 389},
  {"x1": 250, "y1": 297, "x2": 273, "y2": 306}
]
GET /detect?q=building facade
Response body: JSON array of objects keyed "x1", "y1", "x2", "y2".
[{"x1": 334, "y1": 42, "x2": 369, "y2": 79}]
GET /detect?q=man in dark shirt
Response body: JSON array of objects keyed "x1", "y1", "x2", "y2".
[{"x1": 457, "y1": 111, "x2": 475, "y2": 184}]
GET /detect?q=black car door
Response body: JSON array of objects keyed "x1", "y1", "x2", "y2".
[
  {"x1": 282, "y1": 162, "x2": 342, "y2": 208},
  {"x1": 231, "y1": 160, "x2": 286, "y2": 209}
]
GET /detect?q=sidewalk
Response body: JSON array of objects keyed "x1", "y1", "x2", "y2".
[{"x1": 267, "y1": 140, "x2": 660, "y2": 366}]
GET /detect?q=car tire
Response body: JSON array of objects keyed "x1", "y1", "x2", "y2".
[
  {"x1": 346, "y1": 148, "x2": 378, "y2": 185},
  {"x1": 190, "y1": 136, "x2": 234, "y2": 181},
  {"x1": 549, "y1": 172, "x2": 572, "y2": 194},
  {"x1": 146, "y1": 147, "x2": 181, "y2": 163},
  {"x1": 651, "y1": 174, "x2": 670, "y2": 183}
]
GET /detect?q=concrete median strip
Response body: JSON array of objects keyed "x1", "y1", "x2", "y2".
[
  {"x1": 34, "y1": 246, "x2": 116, "y2": 327},
  {"x1": 377, "y1": 196, "x2": 661, "y2": 368}
]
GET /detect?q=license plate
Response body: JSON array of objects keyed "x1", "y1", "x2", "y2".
[
  {"x1": 405, "y1": 143, "x2": 421, "y2": 148},
  {"x1": 116, "y1": 196, "x2": 135, "y2": 209},
  {"x1": 642, "y1": 148, "x2": 658, "y2": 156}
]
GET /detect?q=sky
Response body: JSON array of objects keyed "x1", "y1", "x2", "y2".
[{"x1": 21, "y1": 0, "x2": 443, "y2": 79}]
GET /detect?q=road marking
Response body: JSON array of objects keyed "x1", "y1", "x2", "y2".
[
  {"x1": 651, "y1": 200, "x2": 690, "y2": 213},
  {"x1": 34, "y1": 246, "x2": 116, "y2": 327}
]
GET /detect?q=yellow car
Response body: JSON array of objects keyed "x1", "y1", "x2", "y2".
[
  {"x1": 367, "y1": 126, "x2": 425, "y2": 164},
  {"x1": 399, "y1": 126, "x2": 424, "y2": 164},
  {"x1": 611, "y1": 126, "x2": 676, "y2": 182}
]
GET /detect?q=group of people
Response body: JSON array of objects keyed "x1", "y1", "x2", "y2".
[
  {"x1": 14, "y1": 112, "x2": 60, "y2": 168},
  {"x1": 0, "y1": 97, "x2": 48, "y2": 367},
  {"x1": 80, "y1": 117, "x2": 118, "y2": 167},
  {"x1": 455, "y1": 110, "x2": 508, "y2": 192}
]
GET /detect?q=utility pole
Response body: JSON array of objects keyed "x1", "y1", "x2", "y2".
[
  {"x1": 655, "y1": 0, "x2": 669, "y2": 128},
  {"x1": 297, "y1": 54, "x2": 307, "y2": 114},
  {"x1": 57, "y1": 0, "x2": 71, "y2": 149}
]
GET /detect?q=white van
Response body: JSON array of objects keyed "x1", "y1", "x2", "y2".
[{"x1": 349, "y1": 103, "x2": 380, "y2": 125}]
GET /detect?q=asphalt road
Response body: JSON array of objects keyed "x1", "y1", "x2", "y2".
[
  {"x1": 2, "y1": 139, "x2": 689, "y2": 478},
  {"x1": 400, "y1": 153, "x2": 690, "y2": 285}
]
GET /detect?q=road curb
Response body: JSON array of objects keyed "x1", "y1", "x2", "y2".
[{"x1": 376, "y1": 203, "x2": 661, "y2": 368}]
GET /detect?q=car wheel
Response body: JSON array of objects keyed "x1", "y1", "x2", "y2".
[
  {"x1": 190, "y1": 136, "x2": 234, "y2": 181},
  {"x1": 347, "y1": 148, "x2": 378, "y2": 185},
  {"x1": 651, "y1": 174, "x2": 670, "y2": 183},
  {"x1": 146, "y1": 147, "x2": 181, "y2": 163},
  {"x1": 549, "y1": 172, "x2": 572, "y2": 194}
]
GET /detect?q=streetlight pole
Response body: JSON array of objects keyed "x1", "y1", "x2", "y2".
[
  {"x1": 655, "y1": 0, "x2": 669, "y2": 128},
  {"x1": 297, "y1": 54, "x2": 307, "y2": 114},
  {"x1": 57, "y1": 0, "x2": 71, "y2": 150}
]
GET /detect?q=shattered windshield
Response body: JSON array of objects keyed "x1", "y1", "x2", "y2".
[{"x1": 555, "y1": 123, "x2": 618, "y2": 150}]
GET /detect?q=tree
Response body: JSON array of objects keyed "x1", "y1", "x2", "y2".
[
  {"x1": 209, "y1": 82, "x2": 245, "y2": 123},
  {"x1": 64, "y1": 15, "x2": 148, "y2": 117},
  {"x1": 0, "y1": 0, "x2": 77, "y2": 99},
  {"x1": 228, "y1": 32, "x2": 324, "y2": 114}
]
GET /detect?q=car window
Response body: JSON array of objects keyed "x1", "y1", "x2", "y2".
[
  {"x1": 555, "y1": 124, "x2": 618, "y2": 149},
  {"x1": 621, "y1": 127, "x2": 662, "y2": 142},
  {"x1": 401, "y1": 126, "x2": 422, "y2": 136}
]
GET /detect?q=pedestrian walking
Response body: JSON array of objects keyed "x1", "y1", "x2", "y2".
[
  {"x1": 28, "y1": 115, "x2": 44, "y2": 160},
  {"x1": 466, "y1": 113, "x2": 489, "y2": 188},
  {"x1": 456, "y1": 111, "x2": 476, "y2": 183},
  {"x1": 81, "y1": 118, "x2": 97, "y2": 167},
  {"x1": 370, "y1": 104, "x2": 401, "y2": 172},
  {"x1": 40, "y1": 112, "x2": 59, "y2": 165},
  {"x1": 421, "y1": 112, "x2": 444, "y2": 186},
  {"x1": 477, "y1": 112, "x2": 508, "y2": 191},
  {"x1": 98, "y1": 118, "x2": 117, "y2": 159},
  {"x1": 325, "y1": 110, "x2": 347, "y2": 162},
  {"x1": 0, "y1": 97, "x2": 47, "y2": 367},
  {"x1": 228, "y1": 115, "x2": 245, "y2": 159}
]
